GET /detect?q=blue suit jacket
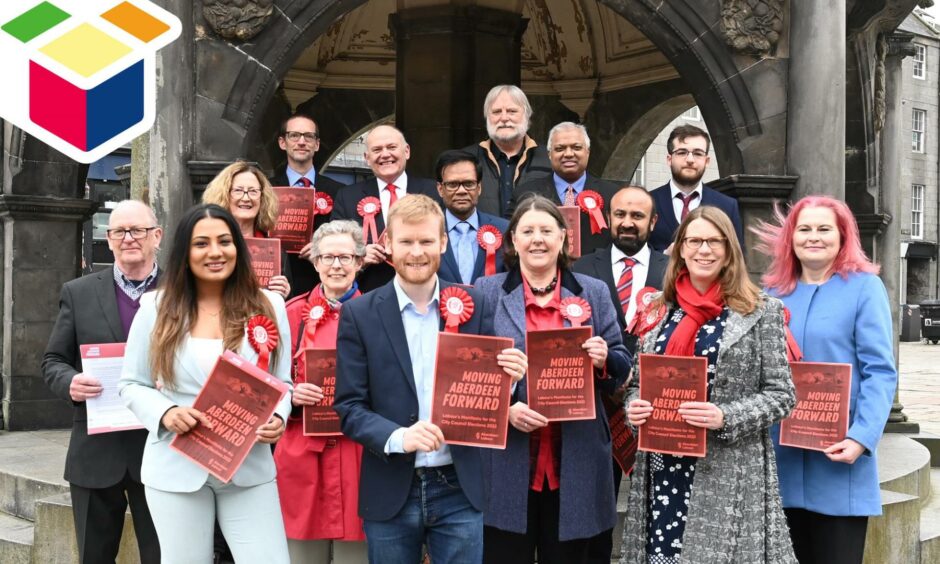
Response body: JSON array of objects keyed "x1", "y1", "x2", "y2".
[
  {"x1": 334, "y1": 279, "x2": 488, "y2": 521},
  {"x1": 475, "y1": 269, "x2": 630, "y2": 540},
  {"x1": 648, "y1": 183, "x2": 745, "y2": 252},
  {"x1": 438, "y1": 210, "x2": 510, "y2": 285}
]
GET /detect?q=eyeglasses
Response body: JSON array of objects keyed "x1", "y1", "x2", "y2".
[
  {"x1": 230, "y1": 188, "x2": 262, "y2": 199},
  {"x1": 671, "y1": 149, "x2": 708, "y2": 160},
  {"x1": 440, "y1": 180, "x2": 479, "y2": 192},
  {"x1": 682, "y1": 237, "x2": 726, "y2": 250},
  {"x1": 283, "y1": 131, "x2": 318, "y2": 143},
  {"x1": 316, "y1": 254, "x2": 357, "y2": 266},
  {"x1": 106, "y1": 227, "x2": 159, "y2": 241}
]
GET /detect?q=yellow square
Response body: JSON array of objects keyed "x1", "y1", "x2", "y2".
[{"x1": 39, "y1": 23, "x2": 132, "y2": 79}]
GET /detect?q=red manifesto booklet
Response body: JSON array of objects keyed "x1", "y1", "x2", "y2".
[
  {"x1": 271, "y1": 187, "x2": 316, "y2": 254},
  {"x1": 779, "y1": 361, "x2": 851, "y2": 452},
  {"x1": 525, "y1": 326, "x2": 595, "y2": 421},
  {"x1": 301, "y1": 348, "x2": 342, "y2": 436},
  {"x1": 638, "y1": 353, "x2": 708, "y2": 457},
  {"x1": 245, "y1": 237, "x2": 281, "y2": 288}
]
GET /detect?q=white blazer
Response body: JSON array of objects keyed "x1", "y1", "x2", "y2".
[{"x1": 119, "y1": 290, "x2": 293, "y2": 492}]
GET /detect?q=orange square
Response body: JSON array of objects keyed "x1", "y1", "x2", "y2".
[{"x1": 100, "y1": 1, "x2": 169, "y2": 43}]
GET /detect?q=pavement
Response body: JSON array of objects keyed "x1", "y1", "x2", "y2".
[{"x1": 899, "y1": 341, "x2": 940, "y2": 436}]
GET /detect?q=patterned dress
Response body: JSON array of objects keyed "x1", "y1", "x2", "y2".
[{"x1": 646, "y1": 306, "x2": 729, "y2": 564}]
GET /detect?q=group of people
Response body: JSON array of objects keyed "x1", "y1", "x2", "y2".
[{"x1": 41, "y1": 84, "x2": 897, "y2": 564}]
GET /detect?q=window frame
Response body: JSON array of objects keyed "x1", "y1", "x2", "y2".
[
  {"x1": 914, "y1": 43, "x2": 927, "y2": 80},
  {"x1": 913, "y1": 108, "x2": 927, "y2": 153},
  {"x1": 912, "y1": 183, "x2": 925, "y2": 240}
]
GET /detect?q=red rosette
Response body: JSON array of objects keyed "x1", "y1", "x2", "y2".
[
  {"x1": 357, "y1": 197, "x2": 382, "y2": 244},
  {"x1": 560, "y1": 296, "x2": 592, "y2": 327},
  {"x1": 247, "y1": 315, "x2": 279, "y2": 372},
  {"x1": 476, "y1": 225, "x2": 503, "y2": 276},
  {"x1": 627, "y1": 286, "x2": 666, "y2": 338},
  {"x1": 576, "y1": 190, "x2": 608, "y2": 234},
  {"x1": 439, "y1": 286, "x2": 474, "y2": 333},
  {"x1": 300, "y1": 297, "x2": 333, "y2": 347},
  {"x1": 314, "y1": 193, "x2": 334, "y2": 215},
  {"x1": 782, "y1": 307, "x2": 803, "y2": 362}
]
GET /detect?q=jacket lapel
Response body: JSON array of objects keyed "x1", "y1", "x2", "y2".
[
  {"x1": 647, "y1": 252, "x2": 668, "y2": 291},
  {"x1": 499, "y1": 284, "x2": 527, "y2": 337},
  {"x1": 376, "y1": 284, "x2": 417, "y2": 396},
  {"x1": 95, "y1": 271, "x2": 125, "y2": 341},
  {"x1": 718, "y1": 306, "x2": 762, "y2": 354},
  {"x1": 441, "y1": 238, "x2": 461, "y2": 282}
]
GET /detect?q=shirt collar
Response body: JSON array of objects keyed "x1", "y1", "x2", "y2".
[
  {"x1": 522, "y1": 270, "x2": 562, "y2": 308},
  {"x1": 393, "y1": 276, "x2": 440, "y2": 314},
  {"x1": 610, "y1": 243, "x2": 651, "y2": 267},
  {"x1": 376, "y1": 172, "x2": 408, "y2": 191},
  {"x1": 285, "y1": 166, "x2": 316, "y2": 187},
  {"x1": 669, "y1": 179, "x2": 703, "y2": 199},
  {"x1": 553, "y1": 173, "x2": 587, "y2": 193},
  {"x1": 445, "y1": 209, "x2": 480, "y2": 232},
  {"x1": 490, "y1": 142, "x2": 523, "y2": 163}
]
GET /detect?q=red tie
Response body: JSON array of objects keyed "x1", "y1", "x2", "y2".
[
  {"x1": 386, "y1": 184, "x2": 398, "y2": 209},
  {"x1": 299, "y1": 177, "x2": 312, "y2": 187},
  {"x1": 563, "y1": 185, "x2": 576, "y2": 206},
  {"x1": 617, "y1": 257, "x2": 637, "y2": 316},
  {"x1": 676, "y1": 192, "x2": 698, "y2": 221}
]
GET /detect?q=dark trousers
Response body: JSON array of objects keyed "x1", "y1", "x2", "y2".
[
  {"x1": 785, "y1": 508, "x2": 869, "y2": 564},
  {"x1": 70, "y1": 472, "x2": 160, "y2": 564},
  {"x1": 586, "y1": 459, "x2": 623, "y2": 563},
  {"x1": 483, "y1": 488, "x2": 589, "y2": 564}
]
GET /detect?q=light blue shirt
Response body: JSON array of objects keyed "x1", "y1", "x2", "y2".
[
  {"x1": 383, "y1": 277, "x2": 453, "y2": 467},
  {"x1": 285, "y1": 167, "x2": 317, "y2": 187},
  {"x1": 553, "y1": 172, "x2": 587, "y2": 203},
  {"x1": 445, "y1": 208, "x2": 480, "y2": 265}
]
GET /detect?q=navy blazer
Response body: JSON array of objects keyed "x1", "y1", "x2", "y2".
[
  {"x1": 438, "y1": 210, "x2": 510, "y2": 285},
  {"x1": 332, "y1": 176, "x2": 442, "y2": 293},
  {"x1": 334, "y1": 279, "x2": 487, "y2": 521},
  {"x1": 475, "y1": 269, "x2": 630, "y2": 541},
  {"x1": 648, "y1": 183, "x2": 744, "y2": 252}
]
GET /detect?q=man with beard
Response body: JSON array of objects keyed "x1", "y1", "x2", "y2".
[
  {"x1": 572, "y1": 185, "x2": 667, "y2": 564},
  {"x1": 464, "y1": 85, "x2": 552, "y2": 218},
  {"x1": 334, "y1": 194, "x2": 527, "y2": 563},
  {"x1": 647, "y1": 124, "x2": 744, "y2": 252},
  {"x1": 333, "y1": 125, "x2": 441, "y2": 292}
]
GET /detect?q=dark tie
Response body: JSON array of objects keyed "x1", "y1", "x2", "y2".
[
  {"x1": 676, "y1": 192, "x2": 698, "y2": 221},
  {"x1": 617, "y1": 257, "x2": 637, "y2": 316},
  {"x1": 386, "y1": 184, "x2": 398, "y2": 209},
  {"x1": 563, "y1": 185, "x2": 576, "y2": 206},
  {"x1": 298, "y1": 177, "x2": 312, "y2": 188}
]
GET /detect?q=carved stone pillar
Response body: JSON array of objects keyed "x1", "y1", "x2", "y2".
[
  {"x1": 390, "y1": 5, "x2": 528, "y2": 176},
  {"x1": 787, "y1": 0, "x2": 846, "y2": 199}
]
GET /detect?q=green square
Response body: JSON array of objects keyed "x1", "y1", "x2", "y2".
[{"x1": 2, "y1": 2, "x2": 70, "y2": 43}]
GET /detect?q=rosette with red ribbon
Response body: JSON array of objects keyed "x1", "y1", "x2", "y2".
[
  {"x1": 782, "y1": 307, "x2": 804, "y2": 362},
  {"x1": 300, "y1": 297, "x2": 333, "y2": 346},
  {"x1": 247, "y1": 315, "x2": 279, "y2": 372},
  {"x1": 314, "y1": 193, "x2": 334, "y2": 216},
  {"x1": 628, "y1": 286, "x2": 667, "y2": 338},
  {"x1": 357, "y1": 197, "x2": 382, "y2": 244},
  {"x1": 439, "y1": 286, "x2": 474, "y2": 333},
  {"x1": 576, "y1": 190, "x2": 608, "y2": 234},
  {"x1": 476, "y1": 225, "x2": 503, "y2": 276},
  {"x1": 560, "y1": 296, "x2": 592, "y2": 327}
]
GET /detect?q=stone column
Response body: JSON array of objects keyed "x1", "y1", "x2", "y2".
[
  {"x1": 389, "y1": 5, "x2": 528, "y2": 177},
  {"x1": 787, "y1": 1, "x2": 846, "y2": 199}
]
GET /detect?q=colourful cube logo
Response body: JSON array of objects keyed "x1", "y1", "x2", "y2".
[{"x1": 0, "y1": 1, "x2": 180, "y2": 163}]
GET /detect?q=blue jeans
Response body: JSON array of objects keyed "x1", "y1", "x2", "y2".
[{"x1": 363, "y1": 465, "x2": 483, "y2": 564}]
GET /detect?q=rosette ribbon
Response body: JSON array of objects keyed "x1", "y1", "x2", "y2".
[
  {"x1": 439, "y1": 286, "x2": 474, "y2": 333},
  {"x1": 576, "y1": 190, "x2": 608, "y2": 234},
  {"x1": 357, "y1": 197, "x2": 382, "y2": 244},
  {"x1": 628, "y1": 286, "x2": 666, "y2": 338},
  {"x1": 299, "y1": 297, "x2": 332, "y2": 351},
  {"x1": 314, "y1": 193, "x2": 334, "y2": 216},
  {"x1": 560, "y1": 296, "x2": 592, "y2": 327},
  {"x1": 247, "y1": 315, "x2": 279, "y2": 372},
  {"x1": 477, "y1": 225, "x2": 503, "y2": 276},
  {"x1": 782, "y1": 307, "x2": 803, "y2": 362}
]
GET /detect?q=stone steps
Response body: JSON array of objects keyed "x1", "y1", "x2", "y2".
[
  {"x1": 0, "y1": 511, "x2": 33, "y2": 564},
  {"x1": 920, "y1": 468, "x2": 940, "y2": 564}
]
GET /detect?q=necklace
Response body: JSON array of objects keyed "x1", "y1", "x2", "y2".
[
  {"x1": 529, "y1": 275, "x2": 558, "y2": 296},
  {"x1": 198, "y1": 305, "x2": 222, "y2": 317}
]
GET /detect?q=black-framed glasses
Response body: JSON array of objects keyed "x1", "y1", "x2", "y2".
[
  {"x1": 230, "y1": 187, "x2": 262, "y2": 199},
  {"x1": 284, "y1": 131, "x2": 318, "y2": 142},
  {"x1": 682, "y1": 236, "x2": 726, "y2": 250},
  {"x1": 316, "y1": 254, "x2": 357, "y2": 266},
  {"x1": 106, "y1": 227, "x2": 159, "y2": 241},
  {"x1": 440, "y1": 180, "x2": 479, "y2": 192},
  {"x1": 671, "y1": 148, "x2": 708, "y2": 160}
]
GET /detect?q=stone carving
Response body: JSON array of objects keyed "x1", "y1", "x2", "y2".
[
  {"x1": 874, "y1": 34, "x2": 886, "y2": 133},
  {"x1": 720, "y1": 0, "x2": 784, "y2": 56},
  {"x1": 202, "y1": 0, "x2": 274, "y2": 41}
]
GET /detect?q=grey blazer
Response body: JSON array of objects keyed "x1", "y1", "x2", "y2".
[{"x1": 620, "y1": 294, "x2": 797, "y2": 564}]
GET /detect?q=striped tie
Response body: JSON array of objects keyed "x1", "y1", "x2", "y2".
[{"x1": 617, "y1": 257, "x2": 637, "y2": 316}]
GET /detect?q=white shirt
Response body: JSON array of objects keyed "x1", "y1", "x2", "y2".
[
  {"x1": 669, "y1": 179, "x2": 703, "y2": 223},
  {"x1": 377, "y1": 172, "x2": 409, "y2": 225},
  {"x1": 610, "y1": 244, "x2": 651, "y2": 326}
]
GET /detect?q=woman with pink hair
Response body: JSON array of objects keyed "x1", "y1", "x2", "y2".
[{"x1": 754, "y1": 195, "x2": 897, "y2": 564}]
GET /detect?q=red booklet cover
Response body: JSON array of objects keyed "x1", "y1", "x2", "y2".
[
  {"x1": 430, "y1": 333, "x2": 514, "y2": 449},
  {"x1": 170, "y1": 350, "x2": 289, "y2": 482},
  {"x1": 638, "y1": 353, "x2": 708, "y2": 457},
  {"x1": 526, "y1": 326, "x2": 595, "y2": 421},
  {"x1": 558, "y1": 205, "x2": 581, "y2": 258},
  {"x1": 301, "y1": 348, "x2": 342, "y2": 436},
  {"x1": 245, "y1": 237, "x2": 281, "y2": 288},
  {"x1": 603, "y1": 394, "x2": 637, "y2": 475},
  {"x1": 779, "y1": 361, "x2": 852, "y2": 451},
  {"x1": 271, "y1": 187, "x2": 316, "y2": 253}
]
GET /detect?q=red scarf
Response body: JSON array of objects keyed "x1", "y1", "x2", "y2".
[{"x1": 665, "y1": 268, "x2": 725, "y2": 357}]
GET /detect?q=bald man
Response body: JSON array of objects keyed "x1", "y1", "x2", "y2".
[{"x1": 332, "y1": 125, "x2": 443, "y2": 292}]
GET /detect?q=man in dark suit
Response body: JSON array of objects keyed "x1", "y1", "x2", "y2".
[
  {"x1": 509, "y1": 122, "x2": 618, "y2": 257},
  {"x1": 648, "y1": 124, "x2": 744, "y2": 252},
  {"x1": 332, "y1": 124, "x2": 442, "y2": 292},
  {"x1": 434, "y1": 150, "x2": 510, "y2": 285},
  {"x1": 572, "y1": 185, "x2": 667, "y2": 564},
  {"x1": 269, "y1": 112, "x2": 346, "y2": 295},
  {"x1": 334, "y1": 194, "x2": 526, "y2": 563},
  {"x1": 42, "y1": 200, "x2": 161, "y2": 564}
]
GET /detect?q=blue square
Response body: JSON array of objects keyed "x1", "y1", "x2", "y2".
[{"x1": 86, "y1": 61, "x2": 144, "y2": 151}]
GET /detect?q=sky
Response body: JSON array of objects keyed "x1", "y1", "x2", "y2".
[{"x1": 925, "y1": 4, "x2": 940, "y2": 20}]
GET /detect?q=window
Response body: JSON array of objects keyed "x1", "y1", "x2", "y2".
[
  {"x1": 913, "y1": 109, "x2": 927, "y2": 153},
  {"x1": 631, "y1": 156, "x2": 645, "y2": 187},
  {"x1": 912, "y1": 184, "x2": 924, "y2": 240},
  {"x1": 914, "y1": 44, "x2": 927, "y2": 79},
  {"x1": 682, "y1": 107, "x2": 701, "y2": 121}
]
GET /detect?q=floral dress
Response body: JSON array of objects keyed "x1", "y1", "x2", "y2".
[{"x1": 646, "y1": 306, "x2": 729, "y2": 564}]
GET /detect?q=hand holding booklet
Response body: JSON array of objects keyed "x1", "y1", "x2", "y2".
[
  {"x1": 638, "y1": 353, "x2": 708, "y2": 457},
  {"x1": 779, "y1": 361, "x2": 851, "y2": 451},
  {"x1": 80, "y1": 343, "x2": 144, "y2": 434}
]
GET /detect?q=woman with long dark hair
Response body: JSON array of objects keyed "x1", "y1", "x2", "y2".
[{"x1": 119, "y1": 204, "x2": 292, "y2": 563}]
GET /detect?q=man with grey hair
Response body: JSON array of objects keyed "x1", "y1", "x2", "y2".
[
  {"x1": 43, "y1": 199, "x2": 162, "y2": 564},
  {"x1": 463, "y1": 84, "x2": 551, "y2": 218},
  {"x1": 509, "y1": 121, "x2": 618, "y2": 256}
]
